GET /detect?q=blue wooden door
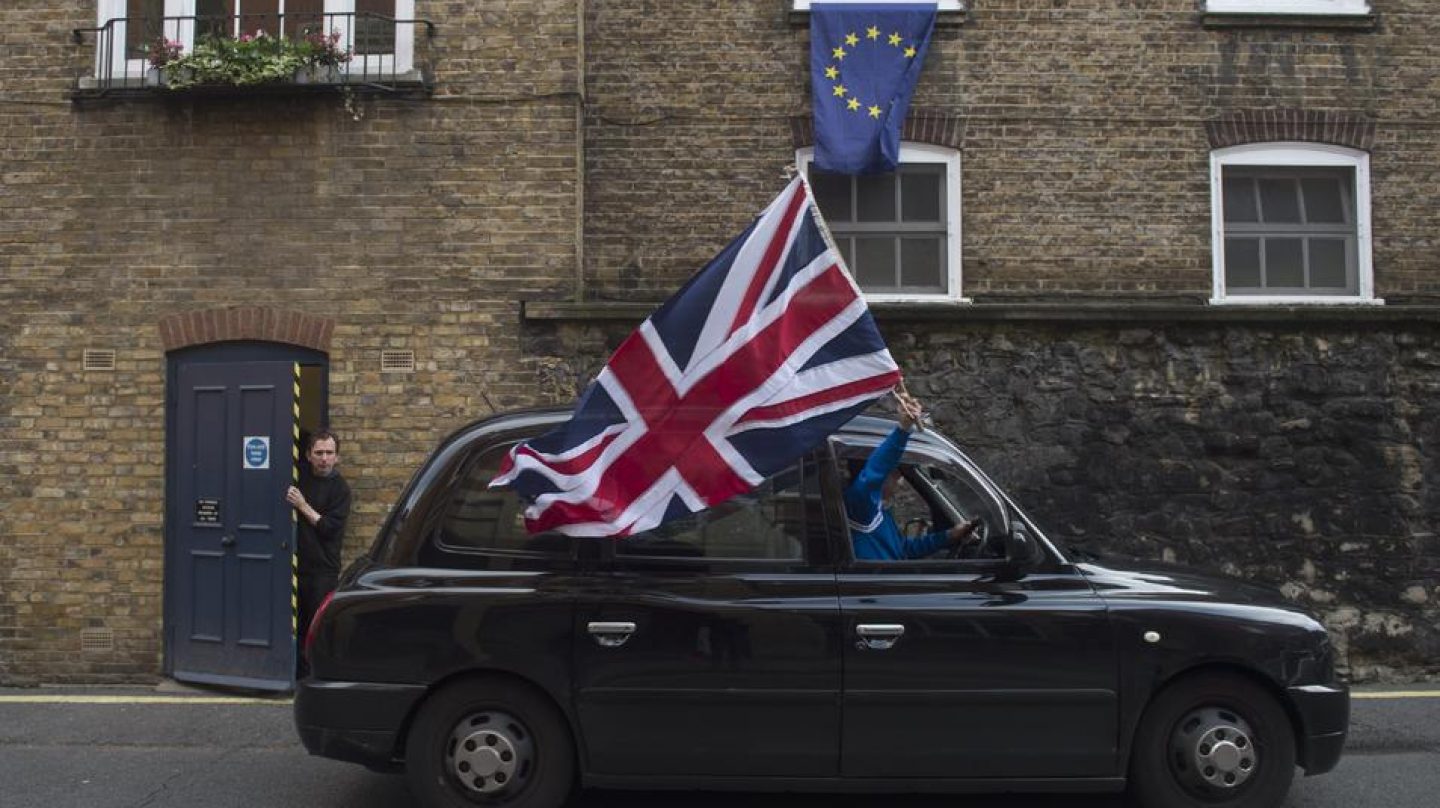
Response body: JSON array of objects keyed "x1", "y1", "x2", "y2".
[{"x1": 171, "y1": 361, "x2": 297, "y2": 690}]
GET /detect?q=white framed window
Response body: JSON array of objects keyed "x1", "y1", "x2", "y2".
[
  {"x1": 96, "y1": 0, "x2": 414, "y2": 80},
  {"x1": 798, "y1": 143, "x2": 964, "y2": 304},
  {"x1": 1205, "y1": 0, "x2": 1370, "y2": 15},
  {"x1": 794, "y1": 0, "x2": 965, "y2": 10},
  {"x1": 1210, "y1": 143, "x2": 1378, "y2": 305}
]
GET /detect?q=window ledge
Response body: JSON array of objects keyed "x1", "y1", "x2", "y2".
[
  {"x1": 1202, "y1": 12, "x2": 1377, "y2": 31},
  {"x1": 72, "y1": 70, "x2": 431, "y2": 101},
  {"x1": 523, "y1": 300, "x2": 1440, "y2": 326},
  {"x1": 789, "y1": 2, "x2": 967, "y2": 28}
]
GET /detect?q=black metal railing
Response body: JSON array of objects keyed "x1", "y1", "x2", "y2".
[{"x1": 72, "y1": 12, "x2": 434, "y2": 99}]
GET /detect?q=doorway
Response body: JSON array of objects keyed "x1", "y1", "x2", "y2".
[{"x1": 164, "y1": 341, "x2": 328, "y2": 691}]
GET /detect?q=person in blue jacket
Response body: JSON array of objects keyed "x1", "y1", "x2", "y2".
[{"x1": 845, "y1": 391, "x2": 979, "y2": 561}]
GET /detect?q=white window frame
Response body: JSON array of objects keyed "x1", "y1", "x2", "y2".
[
  {"x1": 1209, "y1": 142, "x2": 1379, "y2": 306},
  {"x1": 96, "y1": 0, "x2": 414, "y2": 80},
  {"x1": 1205, "y1": 0, "x2": 1370, "y2": 15},
  {"x1": 797, "y1": 142, "x2": 965, "y2": 304},
  {"x1": 794, "y1": 0, "x2": 965, "y2": 10}
]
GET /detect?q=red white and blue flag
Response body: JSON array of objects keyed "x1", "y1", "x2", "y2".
[{"x1": 490, "y1": 176, "x2": 901, "y2": 537}]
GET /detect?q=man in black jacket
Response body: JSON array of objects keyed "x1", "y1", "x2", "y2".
[{"x1": 286, "y1": 429, "x2": 352, "y2": 663}]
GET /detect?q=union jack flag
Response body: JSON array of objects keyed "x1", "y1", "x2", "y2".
[{"x1": 490, "y1": 176, "x2": 901, "y2": 537}]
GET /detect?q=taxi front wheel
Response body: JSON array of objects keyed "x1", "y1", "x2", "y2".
[
  {"x1": 405, "y1": 677, "x2": 575, "y2": 808},
  {"x1": 1128, "y1": 672, "x2": 1296, "y2": 808}
]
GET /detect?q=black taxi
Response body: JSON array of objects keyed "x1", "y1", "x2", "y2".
[{"x1": 295, "y1": 408, "x2": 1348, "y2": 808}]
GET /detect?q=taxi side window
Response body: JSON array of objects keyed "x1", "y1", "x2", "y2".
[
  {"x1": 425, "y1": 444, "x2": 571, "y2": 565},
  {"x1": 617, "y1": 459, "x2": 819, "y2": 562}
]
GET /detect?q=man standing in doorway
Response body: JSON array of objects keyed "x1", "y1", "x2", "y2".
[{"x1": 286, "y1": 429, "x2": 351, "y2": 672}]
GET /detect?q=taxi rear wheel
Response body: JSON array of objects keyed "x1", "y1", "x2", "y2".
[{"x1": 405, "y1": 677, "x2": 574, "y2": 808}]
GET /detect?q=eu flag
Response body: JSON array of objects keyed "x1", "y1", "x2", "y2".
[{"x1": 810, "y1": 3, "x2": 938, "y2": 175}]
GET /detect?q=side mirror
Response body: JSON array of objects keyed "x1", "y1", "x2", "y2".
[{"x1": 1005, "y1": 526, "x2": 1036, "y2": 568}]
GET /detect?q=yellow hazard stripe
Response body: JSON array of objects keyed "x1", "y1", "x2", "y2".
[{"x1": 291, "y1": 362, "x2": 301, "y2": 641}]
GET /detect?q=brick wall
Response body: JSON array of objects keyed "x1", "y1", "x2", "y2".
[
  {"x1": 0, "y1": 0, "x2": 581, "y2": 683},
  {"x1": 4, "y1": 0, "x2": 1440, "y2": 683},
  {"x1": 581, "y1": 0, "x2": 1440, "y2": 302}
]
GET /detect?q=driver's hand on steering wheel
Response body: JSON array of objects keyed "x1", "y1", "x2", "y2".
[{"x1": 945, "y1": 519, "x2": 980, "y2": 546}]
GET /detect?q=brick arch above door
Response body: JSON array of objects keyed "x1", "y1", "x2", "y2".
[{"x1": 158, "y1": 307, "x2": 335, "y2": 353}]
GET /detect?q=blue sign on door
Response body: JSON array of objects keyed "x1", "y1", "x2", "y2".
[{"x1": 243, "y1": 436, "x2": 270, "y2": 470}]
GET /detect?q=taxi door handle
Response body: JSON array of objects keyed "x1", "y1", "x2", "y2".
[
  {"x1": 587, "y1": 621, "x2": 636, "y2": 648},
  {"x1": 855, "y1": 623, "x2": 905, "y2": 651}
]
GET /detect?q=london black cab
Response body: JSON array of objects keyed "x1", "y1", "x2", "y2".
[{"x1": 294, "y1": 408, "x2": 1348, "y2": 808}]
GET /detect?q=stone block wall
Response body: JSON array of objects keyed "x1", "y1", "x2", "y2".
[{"x1": 522, "y1": 311, "x2": 1440, "y2": 680}]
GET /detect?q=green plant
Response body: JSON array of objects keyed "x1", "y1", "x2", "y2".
[{"x1": 150, "y1": 28, "x2": 351, "y2": 90}]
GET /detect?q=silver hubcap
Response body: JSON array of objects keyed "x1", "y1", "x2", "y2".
[
  {"x1": 1171, "y1": 706, "x2": 1258, "y2": 791},
  {"x1": 445, "y1": 710, "x2": 533, "y2": 796}
]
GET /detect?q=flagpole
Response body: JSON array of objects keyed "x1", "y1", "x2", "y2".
[
  {"x1": 793, "y1": 164, "x2": 915, "y2": 428},
  {"x1": 793, "y1": 165, "x2": 856, "y2": 292}
]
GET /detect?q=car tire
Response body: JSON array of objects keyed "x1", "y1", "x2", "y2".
[
  {"x1": 1128, "y1": 672, "x2": 1296, "y2": 808},
  {"x1": 405, "y1": 677, "x2": 575, "y2": 808}
]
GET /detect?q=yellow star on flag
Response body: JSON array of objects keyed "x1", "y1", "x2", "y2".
[
  {"x1": 868, "y1": 105, "x2": 882, "y2": 118},
  {"x1": 904, "y1": 45, "x2": 917, "y2": 58},
  {"x1": 888, "y1": 32, "x2": 902, "y2": 46},
  {"x1": 824, "y1": 65, "x2": 839, "y2": 80},
  {"x1": 845, "y1": 32, "x2": 859, "y2": 46},
  {"x1": 832, "y1": 46, "x2": 847, "y2": 60},
  {"x1": 847, "y1": 98, "x2": 861, "y2": 111},
  {"x1": 832, "y1": 84, "x2": 848, "y2": 97},
  {"x1": 866, "y1": 26, "x2": 881, "y2": 40}
]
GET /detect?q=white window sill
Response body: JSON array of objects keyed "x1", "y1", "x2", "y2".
[
  {"x1": 866, "y1": 295, "x2": 972, "y2": 305},
  {"x1": 1210, "y1": 296, "x2": 1385, "y2": 306},
  {"x1": 794, "y1": 0, "x2": 964, "y2": 11}
]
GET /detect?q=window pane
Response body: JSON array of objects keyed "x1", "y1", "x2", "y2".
[
  {"x1": 1223, "y1": 176, "x2": 1258, "y2": 223},
  {"x1": 244, "y1": 0, "x2": 280, "y2": 37},
  {"x1": 356, "y1": 0, "x2": 397, "y2": 54},
  {"x1": 901, "y1": 169, "x2": 941, "y2": 222},
  {"x1": 856, "y1": 174, "x2": 897, "y2": 222},
  {"x1": 1309, "y1": 239, "x2": 1349, "y2": 288},
  {"x1": 619, "y1": 463, "x2": 812, "y2": 560},
  {"x1": 284, "y1": 0, "x2": 325, "y2": 39},
  {"x1": 437, "y1": 448, "x2": 568, "y2": 555},
  {"x1": 1266, "y1": 238, "x2": 1304, "y2": 287},
  {"x1": 836, "y1": 237, "x2": 854, "y2": 270},
  {"x1": 855, "y1": 238, "x2": 896, "y2": 288},
  {"x1": 196, "y1": 0, "x2": 230, "y2": 38},
  {"x1": 810, "y1": 169, "x2": 852, "y2": 223},
  {"x1": 1302, "y1": 177, "x2": 1348, "y2": 224},
  {"x1": 125, "y1": 0, "x2": 165, "y2": 60},
  {"x1": 1259, "y1": 178, "x2": 1301, "y2": 223},
  {"x1": 1225, "y1": 238, "x2": 1261, "y2": 288},
  {"x1": 900, "y1": 238, "x2": 943, "y2": 289}
]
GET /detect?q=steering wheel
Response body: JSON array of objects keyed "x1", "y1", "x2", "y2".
[{"x1": 947, "y1": 518, "x2": 990, "y2": 559}]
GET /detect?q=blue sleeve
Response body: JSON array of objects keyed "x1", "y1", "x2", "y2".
[
  {"x1": 843, "y1": 427, "x2": 911, "y2": 523},
  {"x1": 903, "y1": 528, "x2": 951, "y2": 559}
]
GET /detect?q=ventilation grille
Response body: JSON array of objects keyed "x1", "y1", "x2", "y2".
[
  {"x1": 381, "y1": 350, "x2": 416, "y2": 373},
  {"x1": 80, "y1": 627, "x2": 114, "y2": 653},
  {"x1": 83, "y1": 349, "x2": 116, "y2": 372}
]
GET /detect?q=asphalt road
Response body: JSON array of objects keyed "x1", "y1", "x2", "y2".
[{"x1": 0, "y1": 688, "x2": 1436, "y2": 808}]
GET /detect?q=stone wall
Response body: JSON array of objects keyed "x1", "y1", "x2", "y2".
[{"x1": 521, "y1": 310, "x2": 1440, "y2": 681}]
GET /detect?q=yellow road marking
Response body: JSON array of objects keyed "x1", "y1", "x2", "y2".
[
  {"x1": 0, "y1": 695, "x2": 290, "y2": 705},
  {"x1": 1351, "y1": 690, "x2": 1440, "y2": 699}
]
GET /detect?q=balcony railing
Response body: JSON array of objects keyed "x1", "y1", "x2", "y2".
[{"x1": 72, "y1": 12, "x2": 434, "y2": 100}]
